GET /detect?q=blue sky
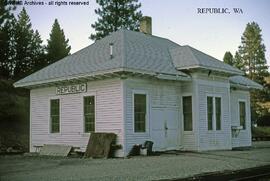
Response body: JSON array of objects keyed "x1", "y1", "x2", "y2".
[{"x1": 16, "y1": 0, "x2": 270, "y2": 66}]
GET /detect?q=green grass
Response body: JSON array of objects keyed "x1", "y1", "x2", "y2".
[{"x1": 252, "y1": 126, "x2": 270, "y2": 137}]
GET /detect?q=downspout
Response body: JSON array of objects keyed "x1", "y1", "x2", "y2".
[{"x1": 228, "y1": 79, "x2": 232, "y2": 149}]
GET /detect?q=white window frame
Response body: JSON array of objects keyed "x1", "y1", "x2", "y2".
[
  {"x1": 182, "y1": 93, "x2": 193, "y2": 132},
  {"x1": 206, "y1": 94, "x2": 222, "y2": 131},
  {"x1": 81, "y1": 92, "x2": 96, "y2": 134},
  {"x1": 48, "y1": 96, "x2": 61, "y2": 134},
  {"x1": 132, "y1": 90, "x2": 149, "y2": 134},
  {"x1": 238, "y1": 99, "x2": 247, "y2": 130}
]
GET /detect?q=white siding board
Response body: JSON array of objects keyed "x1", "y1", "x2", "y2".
[
  {"x1": 230, "y1": 90, "x2": 251, "y2": 148},
  {"x1": 181, "y1": 82, "x2": 198, "y2": 151},
  {"x1": 124, "y1": 78, "x2": 182, "y2": 155},
  {"x1": 30, "y1": 78, "x2": 124, "y2": 157},
  {"x1": 194, "y1": 75, "x2": 232, "y2": 151},
  {"x1": 30, "y1": 73, "x2": 253, "y2": 156}
]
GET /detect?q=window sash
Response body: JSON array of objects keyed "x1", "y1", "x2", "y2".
[
  {"x1": 183, "y1": 96, "x2": 192, "y2": 131},
  {"x1": 215, "y1": 97, "x2": 221, "y2": 130},
  {"x1": 207, "y1": 97, "x2": 213, "y2": 130},
  {"x1": 84, "y1": 96, "x2": 95, "y2": 132},
  {"x1": 50, "y1": 99, "x2": 60, "y2": 133},
  {"x1": 134, "y1": 94, "x2": 146, "y2": 132},
  {"x1": 239, "y1": 101, "x2": 246, "y2": 129}
]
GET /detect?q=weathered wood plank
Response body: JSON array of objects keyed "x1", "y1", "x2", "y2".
[{"x1": 84, "y1": 133, "x2": 117, "y2": 158}]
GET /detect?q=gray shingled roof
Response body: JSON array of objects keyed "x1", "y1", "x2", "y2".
[
  {"x1": 15, "y1": 29, "x2": 246, "y2": 88},
  {"x1": 230, "y1": 76, "x2": 263, "y2": 90},
  {"x1": 14, "y1": 29, "x2": 188, "y2": 87},
  {"x1": 170, "y1": 45, "x2": 244, "y2": 75}
]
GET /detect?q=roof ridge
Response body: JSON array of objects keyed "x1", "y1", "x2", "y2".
[
  {"x1": 186, "y1": 45, "x2": 243, "y2": 73},
  {"x1": 185, "y1": 45, "x2": 201, "y2": 66},
  {"x1": 121, "y1": 29, "x2": 126, "y2": 68},
  {"x1": 122, "y1": 29, "x2": 181, "y2": 46},
  {"x1": 166, "y1": 47, "x2": 184, "y2": 75},
  {"x1": 187, "y1": 45, "x2": 221, "y2": 62}
]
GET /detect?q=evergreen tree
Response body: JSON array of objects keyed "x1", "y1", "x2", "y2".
[
  {"x1": 46, "y1": 19, "x2": 71, "y2": 65},
  {"x1": 13, "y1": 8, "x2": 44, "y2": 79},
  {"x1": 223, "y1": 51, "x2": 233, "y2": 65},
  {"x1": 223, "y1": 51, "x2": 245, "y2": 72},
  {"x1": 233, "y1": 51, "x2": 246, "y2": 71},
  {"x1": 0, "y1": 0, "x2": 15, "y2": 27},
  {"x1": 0, "y1": 1, "x2": 16, "y2": 78},
  {"x1": 237, "y1": 22, "x2": 269, "y2": 122},
  {"x1": 31, "y1": 30, "x2": 46, "y2": 72},
  {"x1": 90, "y1": 0, "x2": 143, "y2": 40},
  {"x1": 238, "y1": 22, "x2": 268, "y2": 83}
]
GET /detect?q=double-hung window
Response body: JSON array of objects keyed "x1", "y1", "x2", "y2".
[
  {"x1": 215, "y1": 97, "x2": 221, "y2": 130},
  {"x1": 134, "y1": 94, "x2": 147, "y2": 133},
  {"x1": 183, "y1": 96, "x2": 193, "y2": 131},
  {"x1": 84, "y1": 96, "x2": 95, "y2": 132},
  {"x1": 207, "y1": 97, "x2": 213, "y2": 130},
  {"x1": 239, "y1": 101, "x2": 246, "y2": 129},
  {"x1": 50, "y1": 99, "x2": 60, "y2": 133},
  {"x1": 207, "y1": 96, "x2": 222, "y2": 131}
]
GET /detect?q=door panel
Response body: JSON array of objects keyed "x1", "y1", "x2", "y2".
[
  {"x1": 151, "y1": 107, "x2": 180, "y2": 151},
  {"x1": 165, "y1": 109, "x2": 180, "y2": 149},
  {"x1": 151, "y1": 108, "x2": 166, "y2": 150}
]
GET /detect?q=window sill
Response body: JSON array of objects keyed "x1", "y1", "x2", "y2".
[
  {"x1": 133, "y1": 131, "x2": 149, "y2": 136},
  {"x1": 82, "y1": 133, "x2": 91, "y2": 137},
  {"x1": 183, "y1": 131, "x2": 194, "y2": 134},
  {"x1": 207, "y1": 130, "x2": 222, "y2": 132},
  {"x1": 49, "y1": 133, "x2": 61, "y2": 137}
]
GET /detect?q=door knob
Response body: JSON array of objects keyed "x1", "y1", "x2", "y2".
[{"x1": 164, "y1": 121, "x2": 168, "y2": 130}]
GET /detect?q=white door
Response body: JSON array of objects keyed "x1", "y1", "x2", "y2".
[
  {"x1": 151, "y1": 107, "x2": 180, "y2": 151},
  {"x1": 165, "y1": 109, "x2": 180, "y2": 149}
]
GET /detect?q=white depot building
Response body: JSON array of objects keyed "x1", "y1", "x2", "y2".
[{"x1": 14, "y1": 17, "x2": 262, "y2": 157}]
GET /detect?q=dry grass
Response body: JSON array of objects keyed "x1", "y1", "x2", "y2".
[{"x1": 252, "y1": 126, "x2": 270, "y2": 137}]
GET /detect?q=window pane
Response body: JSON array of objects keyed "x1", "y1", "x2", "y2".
[
  {"x1": 134, "y1": 94, "x2": 146, "y2": 132},
  {"x1": 183, "y1": 96, "x2": 192, "y2": 131},
  {"x1": 84, "y1": 96, "x2": 95, "y2": 132},
  {"x1": 207, "y1": 97, "x2": 213, "y2": 130},
  {"x1": 215, "y1": 97, "x2": 221, "y2": 130},
  {"x1": 239, "y1": 102, "x2": 246, "y2": 129},
  {"x1": 50, "y1": 99, "x2": 60, "y2": 133}
]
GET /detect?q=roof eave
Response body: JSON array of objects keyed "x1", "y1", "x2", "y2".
[
  {"x1": 14, "y1": 68, "x2": 191, "y2": 88},
  {"x1": 176, "y1": 65, "x2": 244, "y2": 76},
  {"x1": 230, "y1": 83, "x2": 263, "y2": 90},
  {"x1": 13, "y1": 68, "x2": 126, "y2": 88}
]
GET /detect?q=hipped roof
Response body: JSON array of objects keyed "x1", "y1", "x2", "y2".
[{"x1": 15, "y1": 29, "x2": 260, "y2": 89}]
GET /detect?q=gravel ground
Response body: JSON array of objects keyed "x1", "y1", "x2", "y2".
[{"x1": 1, "y1": 142, "x2": 270, "y2": 181}]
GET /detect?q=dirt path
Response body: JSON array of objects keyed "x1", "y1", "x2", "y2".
[{"x1": 1, "y1": 143, "x2": 270, "y2": 181}]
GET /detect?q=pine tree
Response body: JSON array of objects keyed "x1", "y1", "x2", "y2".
[
  {"x1": 90, "y1": 0, "x2": 143, "y2": 40},
  {"x1": 233, "y1": 51, "x2": 246, "y2": 72},
  {"x1": 223, "y1": 51, "x2": 233, "y2": 65},
  {"x1": 13, "y1": 8, "x2": 44, "y2": 79},
  {"x1": 237, "y1": 22, "x2": 269, "y2": 122},
  {"x1": 46, "y1": 19, "x2": 71, "y2": 65},
  {"x1": 0, "y1": 1, "x2": 16, "y2": 78},
  {"x1": 31, "y1": 30, "x2": 46, "y2": 72},
  {"x1": 238, "y1": 22, "x2": 268, "y2": 84},
  {"x1": 223, "y1": 51, "x2": 245, "y2": 72},
  {"x1": 0, "y1": 0, "x2": 15, "y2": 27}
]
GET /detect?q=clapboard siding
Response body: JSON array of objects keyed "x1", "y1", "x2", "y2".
[
  {"x1": 30, "y1": 78, "x2": 124, "y2": 157},
  {"x1": 194, "y1": 74, "x2": 232, "y2": 151},
  {"x1": 230, "y1": 90, "x2": 251, "y2": 148},
  {"x1": 30, "y1": 74, "x2": 253, "y2": 157},
  {"x1": 124, "y1": 78, "x2": 182, "y2": 155},
  {"x1": 181, "y1": 82, "x2": 198, "y2": 151}
]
